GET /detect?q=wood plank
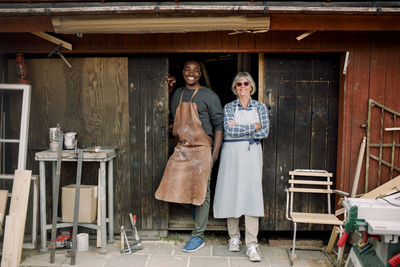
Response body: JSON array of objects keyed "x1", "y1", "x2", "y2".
[
  {"x1": 383, "y1": 33, "x2": 400, "y2": 183},
  {"x1": 290, "y1": 212, "x2": 342, "y2": 225},
  {"x1": 350, "y1": 33, "x2": 371, "y2": 193},
  {"x1": 275, "y1": 76, "x2": 296, "y2": 230},
  {"x1": 31, "y1": 32, "x2": 72, "y2": 50},
  {"x1": 289, "y1": 188, "x2": 333, "y2": 193},
  {"x1": 289, "y1": 180, "x2": 332, "y2": 185},
  {"x1": 129, "y1": 57, "x2": 142, "y2": 229},
  {"x1": 150, "y1": 56, "x2": 169, "y2": 229},
  {"x1": 255, "y1": 31, "x2": 272, "y2": 49},
  {"x1": 172, "y1": 33, "x2": 189, "y2": 50},
  {"x1": 221, "y1": 32, "x2": 238, "y2": 50},
  {"x1": 0, "y1": 189, "x2": 8, "y2": 235},
  {"x1": 4, "y1": 170, "x2": 32, "y2": 266},
  {"x1": 205, "y1": 32, "x2": 221, "y2": 50},
  {"x1": 261, "y1": 54, "x2": 278, "y2": 230},
  {"x1": 292, "y1": 72, "x2": 313, "y2": 232},
  {"x1": 327, "y1": 57, "x2": 340, "y2": 179},
  {"x1": 289, "y1": 171, "x2": 333, "y2": 177},
  {"x1": 238, "y1": 32, "x2": 255, "y2": 49},
  {"x1": 1, "y1": 214, "x2": 20, "y2": 267},
  {"x1": 296, "y1": 30, "x2": 317, "y2": 41},
  {"x1": 336, "y1": 33, "x2": 354, "y2": 196},
  {"x1": 96, "y1": 170, "x2": 101, "y2": 247},
  {"x1": 309, "y1": 56, "x2": 332, "y2": 230}
]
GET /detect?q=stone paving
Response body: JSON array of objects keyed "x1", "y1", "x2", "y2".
[{"x1": 20, "y1": 237, "x2": 334, "y2": 267}]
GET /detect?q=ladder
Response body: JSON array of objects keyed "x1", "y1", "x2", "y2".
[{"x1": 0, "y1": 83, "x2": 37, "y2": 248}]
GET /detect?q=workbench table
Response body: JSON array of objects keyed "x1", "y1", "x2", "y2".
[{"x1": 35, "y1": 149, "x2": 116, "y2": 253}]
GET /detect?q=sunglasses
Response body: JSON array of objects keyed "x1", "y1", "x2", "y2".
[{"x1": 236, "y1": 81, "x2": 250, "y2": 87}]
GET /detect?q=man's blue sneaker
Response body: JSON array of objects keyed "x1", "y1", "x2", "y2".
[{"x1": 182, "y1": 236, "x2": 204, "y2": 252}]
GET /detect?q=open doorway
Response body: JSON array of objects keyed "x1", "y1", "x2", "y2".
[{"x1": 167, "y1": 53, "x2": 259, "y2": 230}]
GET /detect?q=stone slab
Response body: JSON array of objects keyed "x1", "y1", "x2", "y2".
[
  {"x1": 189, "y1": 256, "x2": 229, "y2": 267},
  {"x1": 147, "y1": 254, "x2": 188, "y2": 267},
  {"x1": 212, "y1": 244, "x2": 246, "y2": 257}
]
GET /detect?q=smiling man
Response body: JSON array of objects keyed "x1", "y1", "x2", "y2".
[{"x1": 155, "y1": 60, "x2": 223, "y2": 252}]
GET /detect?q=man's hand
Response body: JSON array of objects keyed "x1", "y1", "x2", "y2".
[
  {"x1": 212, "y1": 130, "x2": 223, "y2": 163},
  {"x1": 166, "y1": 74, "x2": 176, "y2": 95},
  {"x1": 254, "y1": 122, "x2": 261, "y2": 130}
]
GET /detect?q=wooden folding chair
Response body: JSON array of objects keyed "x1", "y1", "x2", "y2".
[{"x1": 285, "y1": 169, "x2": 348, "y2": 266}]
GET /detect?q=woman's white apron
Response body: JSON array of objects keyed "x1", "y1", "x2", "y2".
[{"x1": 213, "y1": 105, "x2": 264, "y2": 218}]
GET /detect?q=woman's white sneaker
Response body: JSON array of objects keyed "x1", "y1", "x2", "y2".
[
  {"x1": 246, "y1": 244, "x2": 261, "y2": 262},
  {"x1": 228, "y1": 238, "x2": 241, "y2": 252}
]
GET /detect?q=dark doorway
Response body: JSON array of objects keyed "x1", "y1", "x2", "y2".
[{"x1": 167, "y1": 53, "x2": 256, "y2": 230}]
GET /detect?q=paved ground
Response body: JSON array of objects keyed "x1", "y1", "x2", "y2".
[{"x1": 20, "y1": 233, "x2": 335, "y2": 267}]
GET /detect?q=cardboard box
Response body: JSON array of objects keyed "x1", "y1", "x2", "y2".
[{"x1": 62, "y1": 184, "x2": 98, "y2": 223}]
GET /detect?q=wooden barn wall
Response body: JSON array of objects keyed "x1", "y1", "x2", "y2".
[
  {"x1": 7, "y1": 58, "x2": 130, "y2": 232},
  {"x1": 1, "y1": 30, "x2": 400, "y2": 230}
]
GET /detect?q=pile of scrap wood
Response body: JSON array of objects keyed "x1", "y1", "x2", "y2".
[{"x1": 1, "y1": 170, "x2": 31, "y2": 267}]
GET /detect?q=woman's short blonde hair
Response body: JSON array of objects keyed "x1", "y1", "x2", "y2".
[{"x1": 231, "y1": 72, "x2": 257, "y2": 96}]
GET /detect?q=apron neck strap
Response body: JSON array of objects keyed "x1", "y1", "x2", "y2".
[{"x1": 179, "y1": 88, "x2": 200, "y2": 103}]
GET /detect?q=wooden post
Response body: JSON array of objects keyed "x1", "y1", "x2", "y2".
[{"x1": 351, "y1": 137, "x2": 366, "y2": 197}]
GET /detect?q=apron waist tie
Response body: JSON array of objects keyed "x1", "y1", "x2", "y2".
[{"x1": 224, "y1": 139, "x2": 261, "y2": 150}]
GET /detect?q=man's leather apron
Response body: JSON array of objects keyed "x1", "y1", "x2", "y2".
[{"x1": 155, "y1": 89, "x2": 212, "y2": 205}]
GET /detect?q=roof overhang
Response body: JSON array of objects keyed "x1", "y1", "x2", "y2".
[{"x1": 1, "y1": 4, "x2": 400, "y2": 33}]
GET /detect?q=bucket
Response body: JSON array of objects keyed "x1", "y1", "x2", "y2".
[
  {"x1": 49, "y1": 127, "x2": 62, "y2": 151},
  {"x1": 64, "y1": 132, "x2": 77, "y2": 149},
  {"x1": 77, "y1": 233, "x2": 89, "y2": 251},
  {"x1": 49, "y1": 140, "x2": 60, "y2": 151}
]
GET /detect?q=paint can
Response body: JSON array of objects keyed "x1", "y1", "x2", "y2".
[
  {"x1": 49, "y1": 127, "x2": 61, "y2": 151},
  {"x1": 64, "y1": 132, "x2": 77, "y2": 149},
  {"x1": 77, "y1": 233, "x2": 89, "y2": 251}
]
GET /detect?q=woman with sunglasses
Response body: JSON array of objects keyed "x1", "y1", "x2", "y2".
[{"x1": 213, "y1": 72, "x2": 270, "y2": 262}]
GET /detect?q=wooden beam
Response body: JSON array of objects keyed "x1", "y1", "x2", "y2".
[
  {"x1": 31, "y1": 32, "x2": 72, "y2": 50},
  {"x1": 51, "y1": 15, "x2": 270, "y2": 34},
  {"x1": 270, "y1": 14, "x2": 400, "y2": 31},
  {"x1": 296, "y1": 30, "x2": 317, "y2": 41},
  {"x1": 0, "y1": 16, "x2": 53, "y2": 33}
]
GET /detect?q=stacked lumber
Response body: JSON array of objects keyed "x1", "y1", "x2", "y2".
[
  {"x1": 1, "y1": 170, "x2": 32, "y2": 267},
  {"x1": 0, "y1": 189, "x2": 8, "y2": 236}
]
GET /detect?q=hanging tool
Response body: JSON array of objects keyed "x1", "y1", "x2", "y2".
[
  {"x1": 48, "y1": 44, "x2": 72, "y2": 68},
  {"x1": 49, "y1": 131, "x2": 64, "y2": 263}
]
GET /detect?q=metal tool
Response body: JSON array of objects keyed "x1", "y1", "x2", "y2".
[
  {"x1": 48, "y1": 44, "x2": 72, "y2": 68},
  {"x1": 49, "y1": 132, "x2": 64, "y2": 263},
  {"x1": 129, "y1": 213, "x2": 142, "y2": 249},
  {"x1": 70, "y1": 149, "x2": 83, "y2": 265},
  {"x1": 119, "y1": 213, "x2": 143, "y2": 254}
]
